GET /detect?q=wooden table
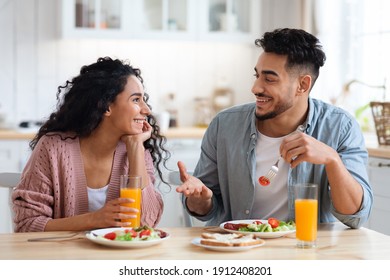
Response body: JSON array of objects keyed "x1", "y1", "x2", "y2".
[{"x1": 1, "y1": 223, "x2": 390, "y2": 260}]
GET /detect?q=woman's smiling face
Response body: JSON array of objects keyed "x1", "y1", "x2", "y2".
[{"x1": 106, "y1": 75, "x2": 151, "y2": 135}]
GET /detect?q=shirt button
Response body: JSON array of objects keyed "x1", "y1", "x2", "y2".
[
  {"x1": 245, "y1": 210, "x2": 250, "y2": 214},
  {"x1": 251, "y1": 134, "x2": 255, "y2": 139}
]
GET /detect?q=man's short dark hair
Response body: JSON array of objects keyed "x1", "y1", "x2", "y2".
[{"x1": 255, "y1": 28, "x2": 326, "y2": 86}]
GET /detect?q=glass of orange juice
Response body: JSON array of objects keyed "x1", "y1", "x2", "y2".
[
  {"x1": 294, "y1": 183, "x2": 318, "y2": 248},
  {"x1": 120, "y1": 175, "x2": 142, "y2": 228}
]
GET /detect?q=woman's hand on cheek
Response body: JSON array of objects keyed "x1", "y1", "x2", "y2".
[
  {"x1": 120, "y1": 121, "x2": 152, "y2": 144},
  {"x1": 141, "y1": 120, "x2": 152, "y2": 140}
]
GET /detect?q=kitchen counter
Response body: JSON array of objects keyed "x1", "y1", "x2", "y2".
[
  {"x1": 0, "y1": 129, "x2": 37, "y2": 140},
  {"x1": 2, "y1": 128, "x2": 390, "y2": 158},
  {"x1": 363, "y1": 132, "x2": 390, "y2": 159},
  {"x1": 366, "y1": 144, "x2": 390, "y2": 158},
  {"x1": 161, "y1": 127, "x2": 207, "y2": 139},
  {"x1": 0, "y1": 127, "x2": 207, "y2": 140}
]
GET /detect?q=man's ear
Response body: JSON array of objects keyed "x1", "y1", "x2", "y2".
[{"x1": 298, "y1": 75, "x2": 312, "y2": 95}]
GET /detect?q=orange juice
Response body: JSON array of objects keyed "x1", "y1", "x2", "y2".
[
  {"x1": 120, "y1": 188, "x2": 141, "y2": 227},
  {"x1": 295, "y1": 198, "x2": 318, "y2": 242}
]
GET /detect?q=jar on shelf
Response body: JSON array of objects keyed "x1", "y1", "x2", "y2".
[
  {"x1": 194, "y1": 97, "x2": 213, "y2": 128},
  {"x1": 212, "y1": 76, "x2": 234, "y2": 113},
  {"x1": 165, "y1": 93, "x2": 178, "y2": 127}
]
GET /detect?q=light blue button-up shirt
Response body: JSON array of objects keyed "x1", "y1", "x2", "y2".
[{"x1": 185, "y1": 98, "x2": 373, "y2": 228}]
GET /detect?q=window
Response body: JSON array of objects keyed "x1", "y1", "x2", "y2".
[{"x1": 313, "y1": 0, "x2": 389, "y2": 131}]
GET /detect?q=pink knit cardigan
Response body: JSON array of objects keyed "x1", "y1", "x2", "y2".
[{"x1": 12, "y1": 133, "x2": 164, "y2": 232}]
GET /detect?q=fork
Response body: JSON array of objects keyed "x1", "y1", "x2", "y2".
[
  {"x1": 258, "y1": 125, "x2": 305, "y2": 186},
  {"x1": 27, "y1": 232, "x2": 82, "y2": 242}
]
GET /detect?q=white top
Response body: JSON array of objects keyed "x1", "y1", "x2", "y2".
[
  {"x1": 251, "y1": 131, "x2": 289, "y2": 220},
  {"x1": 87, "y1": 185, "x2": 109, "y2": 212}
]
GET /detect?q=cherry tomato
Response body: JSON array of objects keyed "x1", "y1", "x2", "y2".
[
  {"x1": 259, "y1": 176, "x2": 270, "y2": 186},
  {"x1": 124, "y1": 229, "x2": 137, "y2": 238},
  {"x1": 268, "y1": 218, "x2": 280, "y2": 228},
  {"x1": 103, "y1": 232, "x2": 116, "y2": 240},
  {"x1": 139, "y1": 229, "x2": 151, "y2": 238}
]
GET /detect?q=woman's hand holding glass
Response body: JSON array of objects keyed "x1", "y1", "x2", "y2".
[{"x1": 90, "y1": 197, "x2": 139, "y2": 228}]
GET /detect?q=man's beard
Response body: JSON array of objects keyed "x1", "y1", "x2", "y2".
[
  {"x1": 255, "y1": 111, "x2": 278, "y2": 121},
  {"x1": 255, "y1": 101, "x2": 293, "y2": 121}
]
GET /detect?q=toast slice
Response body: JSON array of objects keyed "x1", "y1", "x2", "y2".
[{"x1": 200, "y1": 232, "x2": 263, "y2": 247}]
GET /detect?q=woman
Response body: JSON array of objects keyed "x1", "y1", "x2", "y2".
[{"x1": 12, "y1": 57, "x2": 170, "y2": 232}]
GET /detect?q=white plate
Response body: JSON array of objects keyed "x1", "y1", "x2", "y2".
[
  {"x1": 191, "y1": 237, "x2": 265, "y2": 252},
  {"x1": 85, "y1": 228, "x2": 170, "y2": 248},
  {"x1": 220, "y1": 219, "x2": 296, "y2": 239}
]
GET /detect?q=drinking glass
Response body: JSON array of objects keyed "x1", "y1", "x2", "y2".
[
  {"x1": 294, "y1": 183, "x2": 318, "y2": 248},
  {"x1": 120, "y1": 175, "x2": 142, "y2": 228}
]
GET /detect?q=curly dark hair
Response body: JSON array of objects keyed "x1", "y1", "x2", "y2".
[
  {"x1": 30, "y1": 56, "x2": 170, "y2": 184},
  {"x1": 255, "y1": 28, "x2": 326, "y2": 89}
]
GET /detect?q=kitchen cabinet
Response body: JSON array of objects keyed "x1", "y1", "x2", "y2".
[
  {"x1": 367, "y1": 156, "x2": 390, "y2": 235},
  {"x1": 136, "y1": 0, "x2": 196, "y2": 40},
  {"x1": 197, "y1": 0, "x2": 260, "y2": 42},
  {"x1": 0, "y1": 140, "x2": 31, "y2": 233},
  {"x1": 61, "y1": 0, "x2": 195, "y2": 39},
  {"x1": 0, "y1": 140, "x2": 31, "y2": 173},
  {"x1": 61, "y1": 0, "x2": 129, "y2": 39},
  {"x1": 0, "y1": 187, "x2": 13, "y2": 233},
  {"x1": 61, "y1": 0, "x2": 260, "y2": 42}
]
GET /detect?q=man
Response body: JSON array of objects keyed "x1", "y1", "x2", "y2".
[{"x1": 176, "y1": 28, "x2": 372, "y2": 229}]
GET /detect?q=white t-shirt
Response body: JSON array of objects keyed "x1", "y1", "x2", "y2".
[
  {"x1": 87, "y1": 185, "x2": 109, "y2": 212},
  {"x1": 251, "y1": 131, "x2": 289, "y2": 220}
]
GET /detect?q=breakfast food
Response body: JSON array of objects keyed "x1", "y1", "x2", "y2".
[
  {"x1": 223, "y1": 218, "x2": 295, "y2": 233},
  {"x1": 100, "y1": 226, "x2": 167, "y2": 242},
  {"x1": 200, "y1": 232, "x2": 264, "y2": 247}
]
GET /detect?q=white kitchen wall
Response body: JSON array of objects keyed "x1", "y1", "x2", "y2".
[{"x1": 0, "y1": 0, "x2": 262, "y2": 128}]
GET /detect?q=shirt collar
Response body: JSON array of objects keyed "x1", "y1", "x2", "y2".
[
  {"x1": 303, "y1": 97, "x2": 316, "y2": 134},
  {"x1": 250, "y1": 105, "x2": 258, "y2": 139}
]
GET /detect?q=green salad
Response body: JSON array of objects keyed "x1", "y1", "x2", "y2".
[
  {"x1": 239, "y1": 220, "x2": 296, "y2": 233},
  {"x1": 100, "y1": 226, "x2": 167, "y2": 241},
  {"x1": 223, "y1": 218, "x2": 295, "y2": 233}
]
